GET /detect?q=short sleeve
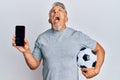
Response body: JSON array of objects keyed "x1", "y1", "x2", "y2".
[
  {"x1": 78, "y1": 31, "x2": 97, "y2": 50},
  {"x1": 32, "y1": 38, "x2": 43, "y2": 60}
]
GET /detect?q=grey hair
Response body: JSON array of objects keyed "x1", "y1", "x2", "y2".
[{"x1": 49, "y1": 2, "x2": 67, "y2": 15}]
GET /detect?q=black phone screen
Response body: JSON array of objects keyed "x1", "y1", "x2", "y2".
[{"x1": 15, "y1": 25, "x2": 25, "y2": 46}]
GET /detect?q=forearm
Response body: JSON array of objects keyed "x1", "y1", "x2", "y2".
[
  {"x1": 23, "y1": 50, "x2": 40, "y2": 70},
  {"x1": 94, "y1": 43, "x2": 105, "y2": 73}
]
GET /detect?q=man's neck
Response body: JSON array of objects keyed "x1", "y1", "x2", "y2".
[
  {"x1": 52, "y1": 25, "x2": 66, "y2": 31},
  {"x1": 59, "y1": 25, "x2": 66, "y2": 31}
]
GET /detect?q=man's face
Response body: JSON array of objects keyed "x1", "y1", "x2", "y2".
[{"x1": 49, "y1": 6, "x2": 68, "y2": 31}]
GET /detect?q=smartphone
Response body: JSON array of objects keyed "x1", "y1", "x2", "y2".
[{"x1": 15, "y1": 25, "x2": 25, "y2": 46}]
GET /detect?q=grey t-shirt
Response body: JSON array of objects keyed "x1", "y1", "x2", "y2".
[{"x1": 32, "y1": 27, "x2": 96, "y2": 80}]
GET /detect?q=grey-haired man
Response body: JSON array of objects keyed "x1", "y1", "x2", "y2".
[{"x1": 12, "y1": 2, "x2": 105, "y2": 80}]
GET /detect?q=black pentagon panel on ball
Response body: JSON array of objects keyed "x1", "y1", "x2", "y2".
[
  {"x1": 80, "y1": 65, "x2": 87, "y2": 68},
  {"x1": 76, "y1": 56, "x2": 78, "y2": 62},
  {"x1": 91, "y1": 50, "x2": 96, "y2": 55},
  {"x1": 80, "y1": 47, "x2": 86, "y2": 51},
  {"x1": 92, "y1": 61, "x2": 96, "y2": 67},
  {"x1": 83, "y1": 54, "x2": 90, "y2": 61}
]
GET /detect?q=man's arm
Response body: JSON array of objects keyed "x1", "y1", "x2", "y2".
[
  {"x1": 81, "y1": 42, "x2": 105, "y2": 79},
  {"x1": 12, "y1": 36, "x2": 41, "y2": 70},
  {"x1": 23, "y1": 49, "x2": 41, "y2": 70}
]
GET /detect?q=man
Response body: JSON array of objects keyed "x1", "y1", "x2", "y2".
[{"x1": 12, "y1": 2, "x2": 105, "y2": 80}]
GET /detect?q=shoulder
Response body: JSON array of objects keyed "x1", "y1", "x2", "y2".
[
  {"x1": 35, "y1": 28, "x2": 52, "y2": 43},
  {"x1": 66, "y1": 27, "x2": 78, "y2": 35},
  {"x1": 67, "y1": 27, "x2": 76, "y2": 32},
  {"x1": 67, "y1": 27, "x2": 93, "y2": 41},
  {"x1": 37, "y1": 28, "x2": 52, "y2": 38},
  {"x1": 67, "y1": 27, "x2": 85, "y2": 36}
]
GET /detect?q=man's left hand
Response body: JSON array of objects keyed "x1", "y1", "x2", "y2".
[{"x1": 81, "y1": 68, "x2": 99, "y2": 79}]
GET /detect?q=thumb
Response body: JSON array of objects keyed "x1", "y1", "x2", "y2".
[
  {"x1": 81, "y1": 68, "x2": 87, "y2": 71},
  {"x1": 24, "y1": 38, "x2": 29, "y2": 49}
]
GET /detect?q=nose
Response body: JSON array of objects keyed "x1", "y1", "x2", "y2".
[{"x1": 54, "y1": 9, "x2": 59, "y2": 14}]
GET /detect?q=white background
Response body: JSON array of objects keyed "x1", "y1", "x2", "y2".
[{"x1": 0, "y1": 0, "x2": 120, "y2": 80}]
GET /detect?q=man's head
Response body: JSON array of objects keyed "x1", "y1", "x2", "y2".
[{"x1": 49, "y1": 2, "x2": 68, "y2": 31}]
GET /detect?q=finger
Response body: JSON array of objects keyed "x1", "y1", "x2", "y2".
[
  {"x1": 83, "y1": 69, "x2": 97, "y2": 79},
  {"x1": 12, "y1": 35, "x2": 16, "y2": 46},
  {"x1": 12, "y1": 35, "x2": 16, "y2": 41},
  {"x1": 24, "y1": 38, "x2": 28, "y2": 44},
  {"x1": 24, "y1": 38, "x2": 30, "y2": 49},
  {"x1": 81, "y1": 68, "x2": 87, "y2": 70},
  {"x1": 81, "y1": 68, "x2": 87, "y2": 75},
  {"x1": 81, "y1": 68, "x2": 87, "y2": 72},
  {"x1": 12, "y1": 41, "x2": 16, "y2": 47},
  {"x1": 82, "y1": 71, "x2": 91, "y2": 79},
  {"x1": 82, "y1": 71, "x2": 88, "y2": 78}
]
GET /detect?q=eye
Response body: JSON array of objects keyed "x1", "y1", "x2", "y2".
[{"x1": 59, "y1": 9, "x2": 62, "y2": 11}]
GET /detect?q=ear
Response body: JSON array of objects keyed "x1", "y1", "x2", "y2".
[
  {"x1": 48, "y1": 19, "x2": 51, "y2": 23},
  {"x1": 65, "y1": 17, "x2": 68, "y2": 22}
]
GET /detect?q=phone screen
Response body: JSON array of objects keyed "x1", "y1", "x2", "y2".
[{"x1": 15, "y1": 25, "x2": 25, "y2": 46}]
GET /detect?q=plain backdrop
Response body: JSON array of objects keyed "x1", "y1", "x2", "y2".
[{"x1": 0, "y1": 0, "x2": 120, "y2": 80}]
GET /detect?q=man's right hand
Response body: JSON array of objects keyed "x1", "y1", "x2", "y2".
[
  {"x1": 12, "y1": 35, "x2": 30, "y2": 54},
  {"x1": 12, "y1": 35, "x2": 40, "y2": 70}
]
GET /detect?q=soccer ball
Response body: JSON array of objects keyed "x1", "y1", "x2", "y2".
[{"x1": 77, "y1": 47, "x2": 97, "y2": 68}]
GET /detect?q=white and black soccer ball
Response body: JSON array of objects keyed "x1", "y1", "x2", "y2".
[{"x1": 77, "y1": 47, "x2": 97, "y2": 68}]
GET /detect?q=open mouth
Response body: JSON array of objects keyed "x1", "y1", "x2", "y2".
[
  {"x1": 54, "y1": 17, "x2": 60, "y2": 22},
  {"x1": 55, "y1": 17, "x2": 60, "y2": 20}
]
